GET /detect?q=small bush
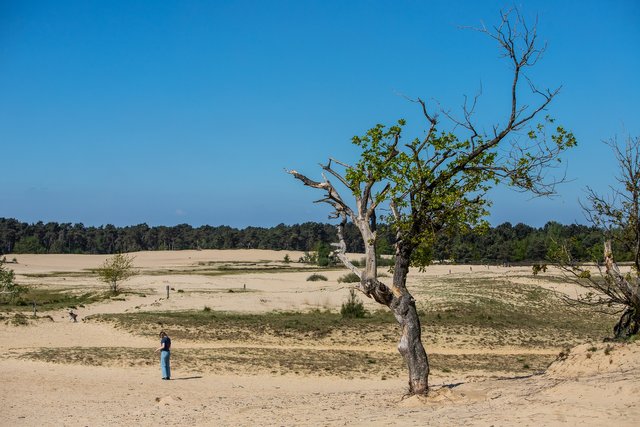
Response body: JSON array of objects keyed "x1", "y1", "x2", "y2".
[
  {"x1": 604, "y1": 344, "x2": 614, "y2": 355},
  {"x1": 203, "y1": 306, "x2": 211, "y2": 312},
  {"x1": 298, "y1": 252, "x2": 317, "y2": 264},
  {"x1": 337, "y1": 272, "x2": 360, "y2": 283},
  {"x1": 578, "y1": 270, "x2": 591, "y2": 279},
  {"x1": 10, "y1": 313, "x2": 29, "y2": 326},
  {"x1": 376, "y1": 256, "x2": 395, "y2": 267},
  {"x1": 532, "y1": 263, "x2": 547, "y2": 276},
  {"x1": 352, "y1": 257, "x2": 395, "y2": 268},
  {"x1": 341, "y1": 289, "x2": 367, "y2": 318},
  {"x1": 557, "y1": 347, "x2": 571, "y2": 361},
  {"x1": 306, "y1": 274, "x2": 328, "y2": 282}
]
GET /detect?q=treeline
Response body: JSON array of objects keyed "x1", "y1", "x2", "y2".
[
  {"x1": 0, "y1": 218, "x2": 366, "y2": 255},
  {"x1": 0, "y1": 217, "x2": 615, "y2": 263}
]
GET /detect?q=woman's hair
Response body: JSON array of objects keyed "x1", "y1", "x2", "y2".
[{"x1": 159, "y1": 331, "x2": 167, "y2": 337}]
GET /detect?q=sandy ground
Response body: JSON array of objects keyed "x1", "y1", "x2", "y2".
[{"x1": 1, "y1": 250, "x2": 639, "y2": 426}]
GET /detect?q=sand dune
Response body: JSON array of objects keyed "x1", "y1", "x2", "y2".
[{"x1": 1, "y1": 250, "x2": 638, "y2": 426}]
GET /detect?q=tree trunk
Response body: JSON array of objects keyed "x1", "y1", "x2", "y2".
[
  {"x1": 390, "y1": 244, "x2": 430, "y2": 395},
  {"x1": 358, "y1": 225, "x2": 430, "y2": 394},
  {"x1": 614, "y1": 307, "x2": 640, "y2": 338},
  {"x1": 604, "y1": 240, "x2": 640, "y2": 338}
]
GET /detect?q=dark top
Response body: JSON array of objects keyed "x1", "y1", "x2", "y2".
[{"x1": 161, "y1": 336, "x2": 171, "y2": 351}]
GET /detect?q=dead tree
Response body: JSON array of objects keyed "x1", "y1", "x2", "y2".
[
  {"x1": 553, "y1": 135, "x2": 640, "y2": 338},
  {"x1": 288, "y1": 9, "x2": 575, "y2": 395}
]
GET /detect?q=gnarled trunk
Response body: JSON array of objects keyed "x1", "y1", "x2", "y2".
[
  {"x1": 390, "y1": 245, "x2": 429, "y2": 394},
  {"x1": 614, "y1": 307, "x2": 640, "y2": 338},
  {"x1": 392, "y1": 292, "x2": 429, "y2": 394},
  {"x1": 357, "y1": 229, "x2": 430, "y2": 394},
  {"x1": 604, "y1": 241, "x2": 640, "y2": 338}
]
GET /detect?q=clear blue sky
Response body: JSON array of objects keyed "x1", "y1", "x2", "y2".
[{"x1": 1, "y1": 0, "x2": 638, "y2": 228}]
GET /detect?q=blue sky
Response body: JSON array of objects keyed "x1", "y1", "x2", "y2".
[{"x1": 1, "y1": 0, "x2": 638, "y2": 228}]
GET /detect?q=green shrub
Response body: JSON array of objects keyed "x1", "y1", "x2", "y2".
[
  {"x1": 376, "y1": 256, "x2": 395, "y2": 267},
  {"x1": 298, "y1": 252, "x2": 317, "y2": 264},
  {"x1": 578, "y1": 270, "x2": 591, "y2": 279},
  {"x1": 338, "y1": 272, "x2": 360, "y2": 283},
  {"x1": 0, "y1": 259, "x2": 27, "y2": 303},
  {"x1": 352, "y1": 257, "x2": 395, "y2": 268},
  {"x1": 306, "y1": 274, "x2": 328, "y2": 282},
  {"x1": 203, "y1": 306, "x2": 211, "y2": 312},
  {"x1": 10, "y1": 313, "x2": 29, "y2": 326},
  {"x1": 341, "y1": 289, "x2": 367, "y2": 318},
  {"x1": 532, "y1": 263, "x2": 547, "y2": 276}
]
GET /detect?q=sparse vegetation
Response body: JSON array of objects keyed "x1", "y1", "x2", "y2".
[
  {"x1": 532, "y1": 264, "x2": 547, "y2": 276},
  {"x1": 0, "y1": 258, "x2": 27, "y2": 303},
  {"x1": 306, "y1": 273, "x2": 328, "y2": 281},
  {"x1": 337, "y1": 272, "x2": 360, "y2": 283},
  {"x1": 17, "y1": 346, "x2": 552, "y2": 378},
  {"x1": 0, "y1": 288, "x2": 109, "y2": 312},
  {"x1": 341, "y1": 289, "x2": 367, "y2": 319}
]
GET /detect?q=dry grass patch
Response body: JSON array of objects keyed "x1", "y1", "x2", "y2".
[
  {"x1": 413, "y1": 276, "x2": 614, "y2": 346},
  {"x1": 15, "y1": 346, "x2": 553, "y2": 378}
]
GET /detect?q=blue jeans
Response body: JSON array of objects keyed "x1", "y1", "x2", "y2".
[{"x1": 161, "y1": 350, "x2": 171, "y2": 379}]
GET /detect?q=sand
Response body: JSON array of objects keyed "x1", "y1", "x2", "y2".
[{"x1": 1, "y1": 250, "x2": 638, "y2": 426}]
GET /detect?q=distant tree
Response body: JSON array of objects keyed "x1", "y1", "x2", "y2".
[
  {"x1": 289, "y1": 9, "x2": 575, "y2": 395},
  {"x1": 97, "y1": 253, "x2": 137, "y2": 294},
  {"x1": 552, "y1": 135, "x2": 640, "y2": 338}
]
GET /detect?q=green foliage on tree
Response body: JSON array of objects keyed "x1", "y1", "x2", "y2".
[
  {"x1": 0, "y1": 258, "x2": 26, "y2": 303},
  {"x1": 342, "y1": 112, "x2": 576, "y2": 270},
  {"x1": 97, "y1": 253, "x2": 137, "y2": 294}
]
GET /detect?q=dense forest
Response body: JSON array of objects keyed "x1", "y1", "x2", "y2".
[{"x1": 0, "y1": 217, "x2": 616, "y2": 264}]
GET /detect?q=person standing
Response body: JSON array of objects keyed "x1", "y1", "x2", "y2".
[{"x1": 155, "y1": 331, "x2": 171, "y2": 380}]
